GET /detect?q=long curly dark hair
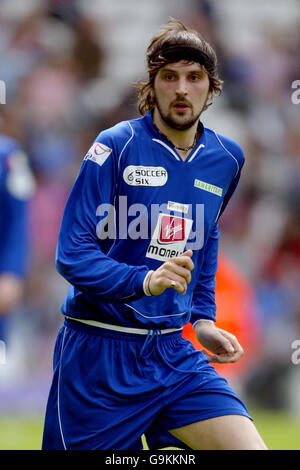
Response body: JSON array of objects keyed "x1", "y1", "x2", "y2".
[{"x1": 136, "y1": 18, "x2": 223, "y2": 116}]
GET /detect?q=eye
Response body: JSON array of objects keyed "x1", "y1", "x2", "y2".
[
  {"x1": 189, "y1": 73, "x2": 202, "y2": 82},
  {"x1": 162, "y1": 72, "x2": 176, "y2": 81}
]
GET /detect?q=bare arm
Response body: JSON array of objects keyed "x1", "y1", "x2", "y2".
[
  {"x1": 0, "y1": 274, "x2": 24, "y2": 315},
  {"x1": 194, "y1": 320, "x2": 244, "y2": 363}
]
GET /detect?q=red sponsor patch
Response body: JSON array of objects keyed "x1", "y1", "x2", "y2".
[{"x1": 159, "y1": 215, "x2": 185, "y2": 242}]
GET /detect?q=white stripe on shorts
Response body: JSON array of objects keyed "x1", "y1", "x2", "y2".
[{"x1": 65, "y1": 316, "x2": 182, "y2": 335}]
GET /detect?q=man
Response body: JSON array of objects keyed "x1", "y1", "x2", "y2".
[
  {"x1": 0, "y1": 133, "x2": 34, "y2": 345},
  {"x1": 42, "y1": 18, "x2": 267, "y2": 450}
]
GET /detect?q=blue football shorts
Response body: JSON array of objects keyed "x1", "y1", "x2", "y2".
[{"x1": 42, "y1": 317, "x2": 252, "y2": 450}]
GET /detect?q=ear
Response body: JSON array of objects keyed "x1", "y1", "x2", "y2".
[
  {"x1": 207, "y1": 89, "x2": 213, "y2": 102},
  {"x1": 148, "y1": 87, "x2": 156, "y2": 106},
  {"x1": 202, "y1": 91, "x2": 213, "y2": 112},
  {"x1": 205, "y1": 94, "x2": 213, "y2": 107}
]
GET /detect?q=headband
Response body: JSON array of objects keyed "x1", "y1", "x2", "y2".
[{"x1": 149, "y1": 44, "x2": 214, "y2": 72}]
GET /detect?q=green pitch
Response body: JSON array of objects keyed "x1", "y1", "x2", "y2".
[
  {"x1": 0, "y1": 414, "x2": 44, "y2": 450},
  {"x1": 0, "y1": 408, "x2": 299, "y2": 450}
]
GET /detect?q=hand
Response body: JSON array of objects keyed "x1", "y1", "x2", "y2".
[
  {"x1": 194, "y1": 320, "x2": 244, "y2": 363},
  {"x1": 0, "y1": 274, "x2": 24, "y2": 315},
  {"x1": 148, "y1": 250, "x2": 194, "y2": 295}
]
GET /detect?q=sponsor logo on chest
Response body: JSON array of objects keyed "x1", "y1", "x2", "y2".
[
  {"x1": 123, "y1": 165, "x2": 168, "y2": 187},
  {"x1": 194, "y1": 178, "x2": 223, "y2": 197}
]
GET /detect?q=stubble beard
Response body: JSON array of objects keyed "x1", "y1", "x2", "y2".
[{"x1": 155, "y1": 100, "x2": 202, "y2": 131}]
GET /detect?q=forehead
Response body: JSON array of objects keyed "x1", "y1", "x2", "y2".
[{"x1": 158, "y1": 60, "x2": 204, "y2": 73}]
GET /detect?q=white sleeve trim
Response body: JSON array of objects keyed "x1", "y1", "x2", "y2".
[
  {"x1": 192, "y1": 319, "x2": 215, "y2": 329},
  {"x1": 143, "y1": 270, "x2": 154, "y2": 296}
]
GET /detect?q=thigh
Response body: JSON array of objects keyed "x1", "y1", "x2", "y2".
[
  {"x1": 169, "y1": 414, "x2": 268, "y2": 450},
  {"x1": 43, "y1": 321, "x2": 164, "y2": 450},
  {"x1": 149, "y1": 355, "x2": 264, "y2": 450}
]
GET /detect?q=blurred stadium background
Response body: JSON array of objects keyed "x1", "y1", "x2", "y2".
[{"x1": 0, "y1": 0, "x2": 299, "y2": 450}]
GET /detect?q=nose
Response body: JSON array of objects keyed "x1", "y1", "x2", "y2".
[{"x1": 175, "y1": 77, "x2": 188, "y2": 96}]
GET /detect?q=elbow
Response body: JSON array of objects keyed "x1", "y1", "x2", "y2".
[
  {"x1": 55, "y1": 246, "x2": 85, "y2": 286},
  {"x1": 55, "y1": 257, "x2": 64, "y2": 276},
  {"x1": 55, "y1": 258, "x2": 69, "y2": 283},
  {"x1": 55, "y1": 250, "x2": 72, "y2": 281}
]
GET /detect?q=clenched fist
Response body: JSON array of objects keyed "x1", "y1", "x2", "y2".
[{"x1": 147, "y1": 249, "x2": 194, "y2": 296}]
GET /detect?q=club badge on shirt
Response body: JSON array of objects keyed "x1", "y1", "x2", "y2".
[{"x1": 84, "y1": 142, "x2": 112, "y2": 167}]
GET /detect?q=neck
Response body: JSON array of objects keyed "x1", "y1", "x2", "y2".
[{"x1": 153, "y1": 108, "x2": 198, "y2": 151}]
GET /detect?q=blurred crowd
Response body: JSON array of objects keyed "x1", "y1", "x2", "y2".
[{"x1": 0, "y1": 0, "x2": 299, "y2": 413}]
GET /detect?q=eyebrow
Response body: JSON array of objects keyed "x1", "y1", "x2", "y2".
[{"x1": 160, "y1": 65, "x2": 204, "y2": 74}]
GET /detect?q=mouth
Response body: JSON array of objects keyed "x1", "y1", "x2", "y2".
[{"x1": 172, "y1": 102, "x2": 191, "y2": 112}]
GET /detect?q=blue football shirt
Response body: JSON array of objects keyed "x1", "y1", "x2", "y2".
[{"x1": 56, "y1": 111, "x2": 244, "y2": 329}]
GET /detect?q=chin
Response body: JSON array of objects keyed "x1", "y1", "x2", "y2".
[{"x1": 168, "y1": 117, "x2": 197, "y2": 131}]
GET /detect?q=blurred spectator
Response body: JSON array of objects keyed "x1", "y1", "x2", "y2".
[
  {"x1": 71, "y1": 16, "x2": 106, "y2": 83},
  {"x1": 0, "y1": 111, "x2": 35, "y2": 345}
]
